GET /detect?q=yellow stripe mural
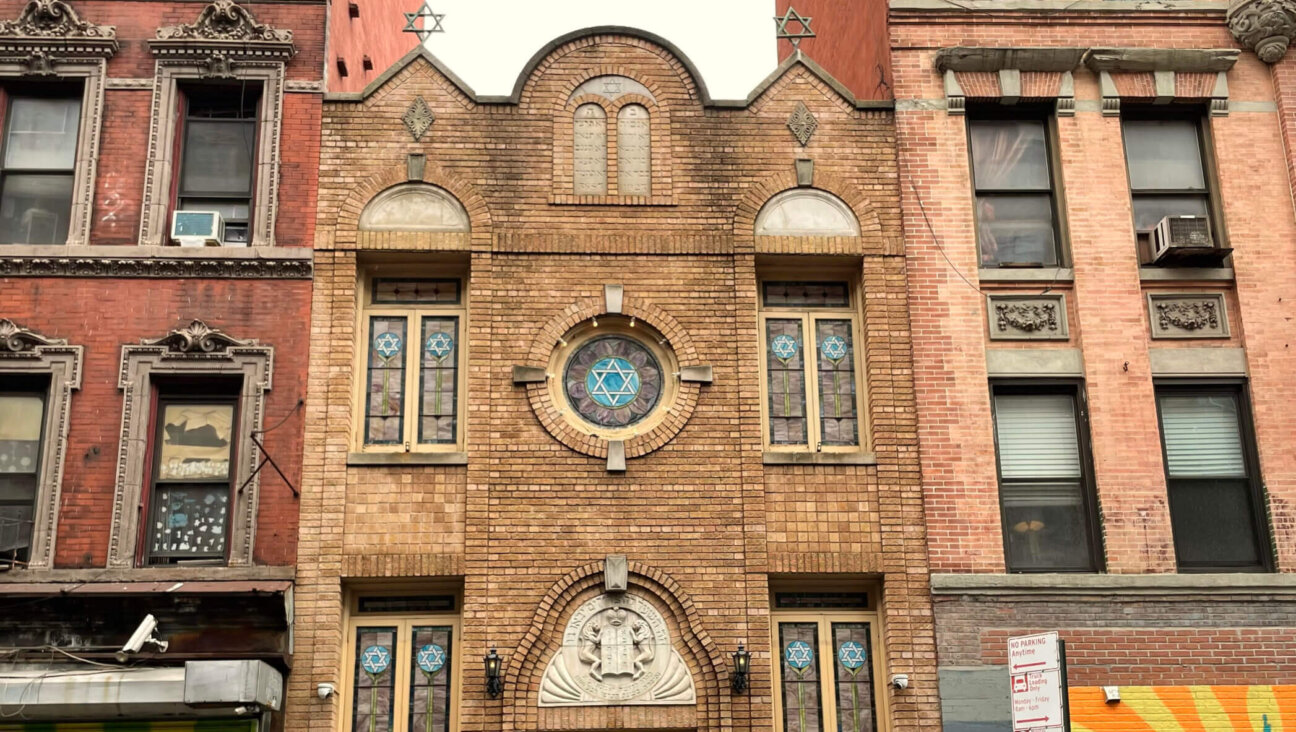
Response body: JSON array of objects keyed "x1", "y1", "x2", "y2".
[{"x1": 1071, "y1": 686, "x2": 1296, "y2": 732}]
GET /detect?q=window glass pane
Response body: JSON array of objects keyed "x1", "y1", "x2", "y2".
[
  {"x1": 366, "y1": 317, "x2": 407, "y2": 445},
  {"x1": 0, "y1": 394, "x2": 44, "y2": 474},
  {"x1": 970, "y1": 119, "x2": 1050, "y2": 191},
  {"x1": 149, "y1": 484, "x2": 229, "y2": 560},
  {"x1": 1123, "y1": 119, "x2": 1206, "y2": 191},
  {"x1": 178, "y1": 198, "x2": 250, "y2": 222},
  {"x1": 373, "y1": 279, "x2": 461, "y2": 305},
  {"x1": 4, "y1": 97, "x2": 81, "y2": 170},
  {"x1": 779, "y1": 622, "x2": 823, "y2": 732},
  {"x1": 831, "y1": 623, "x2": 876, "y2": 732},
  {"x1": 419, "y1": 317, "x2": 459, "y2": 444},
  {"x1": 993, "y1": 394, "x2": 1082, "y2": 479},
  {"x1": 573, "y1": 103, "x2": 607, "y2": 195},
  {"x1": 977, "y1": 194, "x2": 1057, "y2": 267},
  {"x1": 766, "y1": 319, "x2": 808, "y2": 446},
  {"x1": 0, "y1": 173, "x2": 74, "y2": 244},
  {"x1": 816, "y1": 320, "x2": 858, "y2": 447},
  {"x1": 774, "y1": 592, "x2": 869, "y2": 610},
  {"x1": 353, "y1": 627, "x2": 398, "y2": 732},
  {"x1": 617, "y1": 104, "x2": 651, "y2": 196},
  {"x1": 1131, "y1": 195, "x2": 1209, "y2": 232},
  {"x1": 158, "y1": 403, "x2": 234, "y2": 481},
  {"x1": 763, "y1": 282, "x2": 850, "y2": 308},
  {"x1": 409, "y1": 626, "x2": 453, "y2": 732},
  {"x1": 1002, "y1": 481, "x2": 1093, "y2": 571},
  {"x1": 180, "y1": 120, "x2": 254, "y2": 195},
  {"x1": 0, "y1": 481, "x2": 34, "y2": 563},
  {"x1": 1158, "y1": 393, "x2": 1246, "y2": 477},
  {"x1": 1168, "y1": 479, "x2": 1261, "y2": 567}
]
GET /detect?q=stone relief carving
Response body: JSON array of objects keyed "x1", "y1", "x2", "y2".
[
  {"x1": 573, "y1": 103, "x2": 608, "y2": 195},
  {"x1": 156, "y1": 0, "x2": 293, "y2": 43},
  {"x1": 1228, "y1": 0, "x2": 1296, "y2": 63},
  {"x1": 403, "y1": 96, "x2": 435, "y2": 141},
  {"x1": 0, "y1": 317, "x2": 65, "y2": 353},
  {"x1": 617, "y1": 104, "x2": 651, "y2": 196},
  {"x1": 996, "y1": 302, "x2": 1057, "y2": 333},
  {"x1": 570, "y1": 75, "x2": 655, "y2": 104},
  {"x1": 1148, "y1": 293, "x2": 1229, "y2": 339},
  {"x1": 987, "y1": 294, "x2": 1068, "y2": 341},
  {"x1": 1157, "y1": 301, "x2": 1217, "y2": 331},
  {"x1": 145, "y1": 319, "x2": 255, "y2": 354},
  {"x1": 787, "y1": 101, "x2": 818, "y2": 147},
  {"x1": 540, "y1": 592, "x2": 696, "y2": 706},
  {"x1": 0, "y1": 0, "x2": 115, "y2": 39}
]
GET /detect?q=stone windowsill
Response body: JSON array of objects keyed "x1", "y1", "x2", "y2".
[
  {"x1": 763, "y1": 451, "x2": 878, "y2": 466},
  {"x1": 931, "y1": 572, "x2": 1296, "y2": 596},
  {"x1": 1139, "y1": 265, "x2": 1234, "y2": 282},
  {"x1": 0, "y1": 565, "x2": 295, "y2": 585},
  {"x1": 0, "y1": 244, "x2": 312, "y2": 260},
  {"x1": 978, "y1": 267, "x2": 1074, "y2": 284},
  {"x1": 347, "y1": 451, "x2": 469, "y2": 466}
]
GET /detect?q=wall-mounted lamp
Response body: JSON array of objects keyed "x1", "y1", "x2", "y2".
[
  {"x1": 484, "y1": 646, "x2": 504, "y2": 698},
  {"x1": 730, "y1": 644, "x2": 751, "y2": 694}
]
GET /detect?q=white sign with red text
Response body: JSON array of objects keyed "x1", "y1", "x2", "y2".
[{"x1": 1009, "y1": 632, "x2": 1065, "y2": 732}]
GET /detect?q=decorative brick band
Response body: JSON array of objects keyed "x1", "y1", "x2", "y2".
[{"x1": 0, "y1": 254, "x2": 312, "y2": 279}]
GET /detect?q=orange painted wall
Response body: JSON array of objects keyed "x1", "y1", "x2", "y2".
[{"x1": 1070, "y1": 686, "x2": 1296, "y2": 732}]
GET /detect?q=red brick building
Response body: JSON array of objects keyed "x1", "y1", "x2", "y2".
[{"x1": 0, "y1": 0, "x2": 323, "y2": 729}]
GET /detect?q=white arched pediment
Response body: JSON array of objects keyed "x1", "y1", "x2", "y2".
[
  {"x1": 755, "y1": 188, "x2": 860, "y2": 236},
  {"x1": 358, "y1": 183, "x2": 470, "y2": 232}
]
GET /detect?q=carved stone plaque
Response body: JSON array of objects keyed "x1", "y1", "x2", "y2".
[
  {"x1": 573, "y1": 104, "x2": 608, "y2": 195},
  {"x1": 617, "y1": 104, "x2": 651, "y2": 196},
  {"x1": 539, "y1": 592, "x2": 696, "y2": 707},
  {"x1": 987, "y1": 294, "x2": 1068, "y2": 341},
  {"x1": 1148, "y1": 293, "x2": 1229, "y2": 339}
]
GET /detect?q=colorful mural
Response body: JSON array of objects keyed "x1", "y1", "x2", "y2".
[{"x1": 1071, "y1": 686, "x2": 1296, "y2": 732}]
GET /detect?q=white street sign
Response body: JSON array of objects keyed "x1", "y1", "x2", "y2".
[{"x1": 1009, "y1": 633, "x2": 1065, "y2": 732}]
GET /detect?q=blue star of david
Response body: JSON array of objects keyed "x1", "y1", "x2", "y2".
[
  {"x1": 838, "y1": 641, "x2": 866, "y2": 670},
  {"x1": 425, "y1": 331, "x2": 454, "y2": 359},
  {"x1": 586, "y1": 356, "x2": 640, "y2": 409},
  {"x1": 821, "y1": 335, "x2": 847, "y2": 362},
  {"x1": 374, "y1": 332, "x2": 403, "y2": 359},
  {"x1": 361, "y1": 644, "x2": 392, "y2": 675},
  {"x1": 417, "y1": 643, "x2": 446, "y2": 674},
  {"x1": 771, "y1": 334, "x2": 799, "y2": 361},
  {"x1": 785, "y1": 640, "x2": 814, "y2": 670}
]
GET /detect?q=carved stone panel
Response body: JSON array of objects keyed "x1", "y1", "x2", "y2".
[
  {"x1": 573, "y1": 104, "x2": 608, "y2": 195},
  {"x1": 617, "y1": 104, "x2": 651, "y2": 196},
  {"x1": 987, "y1": 294, "x2": 1068, "y2": 341},
  {"x1": 1148, "y1": 293, "x2": 1229, "y2": 339},
  {"x1": 570, "y1": 75, "x2": 655, "y2": 104},
  {"x1": 539, "y1": 592, "x2": 696, "y2": 707}
]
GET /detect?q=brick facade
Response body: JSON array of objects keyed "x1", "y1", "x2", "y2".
[{"x1": 290, "y1": 26, "x2": 937, "y2": 732}]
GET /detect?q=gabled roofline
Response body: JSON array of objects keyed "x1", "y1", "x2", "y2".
[{"x1": 325, "y1": 29, "x2": 894, "y2": 111}]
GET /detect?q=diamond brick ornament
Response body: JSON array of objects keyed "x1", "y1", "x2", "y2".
[
  {"x1": 403, "y1": 96, "x2": 435, "y2": 142},
  {"x1": 787, "y1": 102, "x2": 817, "y2": 147}
]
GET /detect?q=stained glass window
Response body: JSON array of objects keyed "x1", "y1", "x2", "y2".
[
  {"x1": 366, "y1": 317, "x2": 407, "y2": 445},
  {"x1": 419, "y1": 317, "x2": 458, "y2": 444},
  {"x1": 779, "y1": 623, "x2": 823, "y2": 732},
  {"x1": 374, "y1": 279, "x2": 460, "y2": 305},
  {"x1": 816, "y1": 321, "x2": 858, "y2": 447},
  {"x1": 763, "y1": 282, "x2": 850, "y2": 308},
  {"x1": 563, "y1": 335, "x2": 663, "y2": 428},
  {"x1": 767, "y1": 320, "x2": 808, "y2": 445},
  {"x1": 832, "y1": 623, "x2": 876, "y2": 732},
  {"x1": 408, "y1": 626, "x2": 453, "y2": 732},
  {"x1": 0, "y1": 393, "x2": 44, "y2": 565},
  {"x1": 353, "y1": 627, "x2": 398, "y2": 732}
]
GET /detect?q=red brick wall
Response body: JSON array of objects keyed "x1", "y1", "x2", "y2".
[
  {"x1": 327, "y1": 0, "x2": 423, "y2": 93},
  {"x1": 776, "y1": 0, "x2": 893, "y2": 102}
]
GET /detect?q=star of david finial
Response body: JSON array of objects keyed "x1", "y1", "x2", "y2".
[
  {"x1": 403, "y1": 2, "x2": 445, "y2": 42},
  {"x1": 774, "y1": 7, "x2": 815, "y2": 48}
]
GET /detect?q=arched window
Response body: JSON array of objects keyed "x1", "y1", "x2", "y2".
[
  {"x1": 617, "y1": 104, "x2": 651, "y2": 196},
  {"x1": 755, "y1": 189, "x2": 860, "y2": 237},
  {"x1": 573, "y1": 104, "x2": 608, "y2": 195},
  {"x1": 359, "y1": 183, "x2": 469, "y2": 232}
]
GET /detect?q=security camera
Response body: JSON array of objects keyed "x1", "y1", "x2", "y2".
[
  {"x1": 890, "y1": 674, "x2": 909, "y2": 690},
  {"x1": 317, "y1": 682, "x2": 336, "y2": 700},
  {"x1": 115, "y1": 614, "x2": 169, "y2": 661}
]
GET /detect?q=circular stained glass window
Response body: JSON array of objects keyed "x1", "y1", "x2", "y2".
[{"x1": 564, "y1": 335, "x2": 663, "y2": 428}]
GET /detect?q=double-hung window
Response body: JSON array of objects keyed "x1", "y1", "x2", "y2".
[
  {"x1": 0, "y1": 380, "x2": 47, "y2": 567},
  {"x1": 360, "y1": 275, "x2": 465, "y2": 452},
  {"x1": 760, "y1": 281, "x2": 863, "y2": 451},
  {"x1": 968, "y1": 115, "x2": 1061, "y2": 268},
  {"x1": 176, "y1": 84, "x2": 260, "y2": 245},
  {"x1": 1156, "y1": 384, "x2": 1270, "y2": 571},
  {"x1": 1121, "y1": 114, "x2": 1218, "y2": 262},
  {"x1": 991, "y1": 384, "x2": 1101, "y2": 572},
  {"x1": 0, "y1": 89, "x2": 82, "y2": 245}
]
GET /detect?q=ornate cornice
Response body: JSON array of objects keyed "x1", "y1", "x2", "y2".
[
  {"x1": 0, "y1": 0, "x2": 117, "y2": 63},
  {"x1": 1228, "y1": 0, "x2": 1296, "y2": 63},
  {"x1": 150, "y1": 0, "x2": 295, "y2": 63},
  {"x1": 0, "y1": 318, "x2": 66, "y2": 353},
  {"x1": 0, "y1": 255, "x2": 312, "y2": 279},
  {"x1": 144, "y1": 319, "x2": 254, "y2": 354}
]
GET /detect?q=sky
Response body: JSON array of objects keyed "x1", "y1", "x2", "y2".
[{"x1": 419, "y1": 0, "x2": 777, "y2": 101}]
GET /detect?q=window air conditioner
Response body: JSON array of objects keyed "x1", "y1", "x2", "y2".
[
  {"x1": 171, "y1": 211, "x2": 225, "y2": 247},
  {"x1": 1151, "y1": 215, "x2": 1230, "y2": 265}
]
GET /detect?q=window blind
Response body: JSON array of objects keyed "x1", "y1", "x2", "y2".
[
  {"x1": 1159, "y1": 394, "x2": 1245, "y2": 477},
  {"x1": 994, "y1": 394, "x2": 1081, "y2": 479}
]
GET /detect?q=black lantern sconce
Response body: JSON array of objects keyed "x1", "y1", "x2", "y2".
[
  {"x1": 484, "y1": 646, "x2": 504, "y2": 698},
  {"x1": 731, "y1": 644, "x2": 751, "y2": 694}
]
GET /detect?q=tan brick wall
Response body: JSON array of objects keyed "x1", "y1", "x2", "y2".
[{"x1": 291, "y1": 31, "x2": 935, "y2": 732}]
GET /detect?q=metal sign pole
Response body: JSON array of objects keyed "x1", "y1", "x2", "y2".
[{"x1": 1058, "y1": 639, "x2": 1071, "y2": 732}]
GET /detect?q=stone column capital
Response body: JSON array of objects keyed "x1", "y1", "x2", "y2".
[{"x1": 1229, "y1": 0, "x2": 1296, "y2": 64}]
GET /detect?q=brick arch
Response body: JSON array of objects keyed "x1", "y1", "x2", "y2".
[
  {"x1": 335, "y1": 162, "x2": 493, "y2": 241},
  {"x1": 504, "y1": 559, "x2": 732, "y2": 732},
  {"x1": 731, "y1": 170, "x2": 885, "y2": 243},
  {"x1": 522, "y1": 294, "x2": 701, "y2": 460},
  {"x1": 553, "y1": 65, "x2": 666, "y2": 112}
]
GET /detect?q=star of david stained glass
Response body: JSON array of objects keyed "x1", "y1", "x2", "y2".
[{"x1": 564, "y1": 335, "x2": 663, "y2": 428}]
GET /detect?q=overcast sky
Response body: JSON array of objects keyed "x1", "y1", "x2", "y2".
[{"x1": 420, "y1": 0, "x2": 777, "y2": 100}]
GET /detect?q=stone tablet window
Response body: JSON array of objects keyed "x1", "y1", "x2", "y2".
[
  {"x1": 617, "y1": 104, "x2": 651, "y2": 196},
  {"x1": 573, "y1": 103, "x2": 608, "y2": 195}
]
